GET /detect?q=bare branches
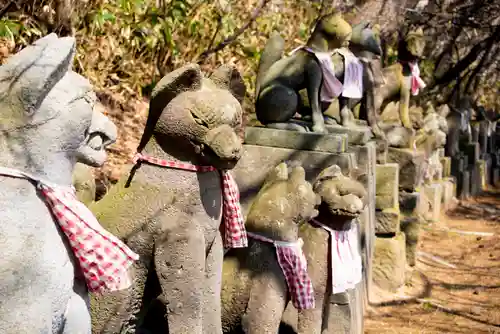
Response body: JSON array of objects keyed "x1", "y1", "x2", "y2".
[{"x1": 196, "y1": 0, "x2": 272, "y2": 64}]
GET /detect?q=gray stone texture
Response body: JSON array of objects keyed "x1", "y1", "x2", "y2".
[
  {"x1": 348, "y1": 142, "x2": 377, "y2": 306},
  {"x1": 233, "y1": 144, "x2": 356, "y2": 212},
  {"x1": 244, "y1": 126, "x2": 348, "y2": 154},
  {"x1": 400, "y1": 217, "x2": 420, "y2": 267},
  {"x1": 325, "y1": 123, "x2": 374, "y2": 145},
  {"x1": 0, "y1": 33, "x2": 118, "y2": 334},
  {"x1": 422, "y1": 183, "x2": 442, "y2": 222},
  {"x1": 441, "y1": 178, "x2": 457, "y2": 211},
  {"x1": 375, "y1": 208, "x2": 401, "y2": 234},
  {"x1": 375, "y1": 163, "x2": 399, "y2": 210},
  {"x1": 440, "y1": 156, "x2": 451, "y2": 178},
  {"x1": 372, "y1": 233, "x2": 407, "y2": 292},
  {"x1": 387, "y1": 148, "x2": 426, "y2": 191},
  {"x1": 457, "y1": 170, "x2": 471, "y2": 200}
]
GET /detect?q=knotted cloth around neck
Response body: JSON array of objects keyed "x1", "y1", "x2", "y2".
[
  {"x1": 246, "y1": 231, "x2": 315, "y2": 310},
  {"x1": 129, "y1": 152, "x2": 248, "y2": 249},
  {"x1": 290, "y1": 46, "x2": 364, "y2": 102},
  {"x1": 310, "y1": 219, "x2": 362, "y2": 294},
  {"x1": 407, "y1": 61, "x2": 426, "y2": 96},
  {"x1": 0, "y1": 166, "x2": 139, "y2": 294}
]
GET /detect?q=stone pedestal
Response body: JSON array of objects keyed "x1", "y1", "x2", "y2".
[
  {"x1": 375, "y1": 163, "x2": 399, "y2": 210},
  {"x1": 372, "y1": 233, "x2": 406, "y2": 292},
  {"x1": 457, "y1": 170, "x2": 470, "y2": 200},
  {"x1": 441, "y1": 177, "x2": 457, "y2": 211},
  {"x1": 387, "y1": 148, "x2": 426, "y2": 192},
  {"x1": 348, "y1": 142, "x2": 377, "y2": 310},
  {"x1": 440, "y1": 156, "x2": 451, "y2": 178},
  {"x1": 235, "y1": 126, "x2": 370, "y2": 333},
  {"x1": 422, "y1": 183, "x2": 442, "y2": 222},
  {"x1": 234, "y1": 128, "x2": 355, "y2": 212}
]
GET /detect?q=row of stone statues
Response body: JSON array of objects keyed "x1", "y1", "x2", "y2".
[
  {"x1": 0, "y1": 33, "x2": 369, "y2": 334},
  {"x1": 254, "y1": 11, "x2": 439, "y2": 152}
]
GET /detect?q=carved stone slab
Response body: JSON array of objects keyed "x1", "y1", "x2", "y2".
[{"x1": 244, "y1": 126, "x2": 348, "y2": 154}]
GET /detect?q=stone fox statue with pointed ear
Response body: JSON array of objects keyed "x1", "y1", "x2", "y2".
[
  {"x1": 0, "y1": 34, "x2": 123, "y2": 333},
  {"x1": 255, "y1": 12, "x2": 352, "y2": 133},
  {"x1": 89, "y1": 63, "x2": 248, "y2": 334},
  {"x1": 376, "y1": 27, "x2": 427, "y2": 147}
]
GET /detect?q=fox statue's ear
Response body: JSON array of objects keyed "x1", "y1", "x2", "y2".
[
  {"x1": 137, "y1": 64, "x2": 203, "y2": 151},
  {"x1": 0, "y1": 33, "x2": 75, "y2": 129},
  {"x1": 210, "y1": 64, "x2": 246, "y2": 105}
]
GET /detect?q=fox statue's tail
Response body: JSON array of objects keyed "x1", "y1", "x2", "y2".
[{"x1": 255, "y1": 31, "x2": 285, "y2": 98}]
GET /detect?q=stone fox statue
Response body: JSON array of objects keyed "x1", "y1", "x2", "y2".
[
  {"x1": 375, "y1": 27, "x2": 427, "y2": 146},
  {"x1": 299, "y1": 21, "x2": 385, "y2": 138},
  {"x1": 89, "y1": 63, "x2": 248, "y2": 334},
  {"x1": 0, "y1": 34, "x2": 121, "y2": 333},
  {"x1": 255, "y1": 12, "x2": 352, "y2": 133}
]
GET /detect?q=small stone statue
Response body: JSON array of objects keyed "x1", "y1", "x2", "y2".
[
  {"x1": 0, "y1": 33, "x2": 130, "y2": 334},
  {"x1": 89, "y1": 63, "x2": 248, "y2": 334},
  {"x1": 255, "y1": 12, "x2": 352, "y2": 133},
  {"x1": 375, "y1": 27, "x2": 427, "y2": 148}
]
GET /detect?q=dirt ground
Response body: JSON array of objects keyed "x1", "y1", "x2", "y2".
[{"x1": 365, "y1": 188, "x2": 500, "y2": 334}]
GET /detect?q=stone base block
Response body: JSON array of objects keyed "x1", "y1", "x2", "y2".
[
  {"x1": 422, "y1": 183, "x2": 442, "y2": 222},
  {"x1": 348, "y1": 142, "x2": 377, "y2": 303},
  {"x1": 478, "y1": 159, "x2": 487, "y2": 191},
  {"x1": 233, "y1": 144, "x2": 356, "y2": 213},
  {"x1": 375, "y1": 163, "x2": 399, "y2": 210},
  {"x1": 372, "y1": 233, "x2": 406, "y2": 292},
  {"x1": 400, "y1": 217, "x2": 421, "y2": 267},
  {"x1": 465, "y1": 142, "x2": 480, "y2": 163},
  {"x1": 325, "y1": 123, "x2": 374, "y2": 145},
  {"x1": 470, "y1": 163, "x2": 482, "y2": 196},
  {"x1": 457, "y1": 170, "x2": 470, "y2": 200},
  {"x1": 376, "y1": 140, "x2": 388, "y2": 164},
  {"x1": 399, "y1": 191, "x2": 421, "y2": 215},
  {"x1": 387, "y1": 148, "x2": 425, "y2": 191},
  {"x1": 451, "y1": 156, "x2": 465, "y2": 176},
  {"x1": 375, "y1": 208, "x2": 400, "y2": 234},
  {"x1": 494, "y1": 168, "x2": 500, "y2": 186},
  {"x1": 441, "y1": 178, "x2": 456, "y2": 211},
  {"x1": 244, "y1": 126, "x2": 347, "y2": 153},
  {"x1": 440, "y1": 157, "x2": 451, "y2": 178}
]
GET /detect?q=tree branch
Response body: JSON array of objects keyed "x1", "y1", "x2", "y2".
[
  {"x1": 196, "y1": 0, "x2": 271, "y2": 64},
  {"x1": 434, "y1": 31, "x2": 498, "y2": 86}
]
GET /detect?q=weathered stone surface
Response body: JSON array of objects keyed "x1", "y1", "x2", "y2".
[
  {"x1": 422, "y1": 183, "x2": 442, "y2": 222},
  {"x1": 375, "y1": 208, "x2": 400, "y2": 234},
  {"x1": 440, "y1": 157, "x2": 451, "y2": 178},
  {"x1": 465, "y1": 142, "x2": 480, "y2": 164},
  {"x1": 387, "y1": 148, "x2": 426, "y2": 191},
  {"x1": 325, "y1": 123, "x2": 374, "y2": 145},
  {"x1": 451, "y1": 156, "x2": 465, "y2": 176},
  {"x1": 399, "y1": 191, "x2": 421, "y2": 215},
  {"x1": 348, "y1": 142, "x2": 376, "y2": 302},
  {"x1": 244, "y1": 126, "x2": 348, "y2": 153},
  {"x1": 400, "y1": 217, "x2": 420, "y2": 267},
  {"x1": 324, "y1": 303, "x2": 351, "y2": 334},
  {"x1": 376, "y1": 140, "x2": 388, "y2": 164},
  {"x1": 375, "y1": 163, "x2": 399, "y2": 210},
  {"x1": 441, "y1": 178, "x2": 457, "y2": 211},
  {"x1": 477, "y1": 159, "x2": 487, "y2": 191},
  {"x1": 372, "y1": 233, "x2": 406, "y2": 292},
  {"x1": 348, "y1": 282, "x2": 364, "y2": 334},
  {"x1": 470, "y1": 162, "x2": 482, "y2": 196},
  {"x1": 457, "y1": 170, "x2": 470, "y2": 200},
  {"x1": 233, "y1": 144, "x2": 356, "y2": 212},
  {"x1": 494, "y1": 168, "x2": 500, "y2": 186},
  {"x1": 436, "y1": 147, "x2": 445, "y2": 158}
]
